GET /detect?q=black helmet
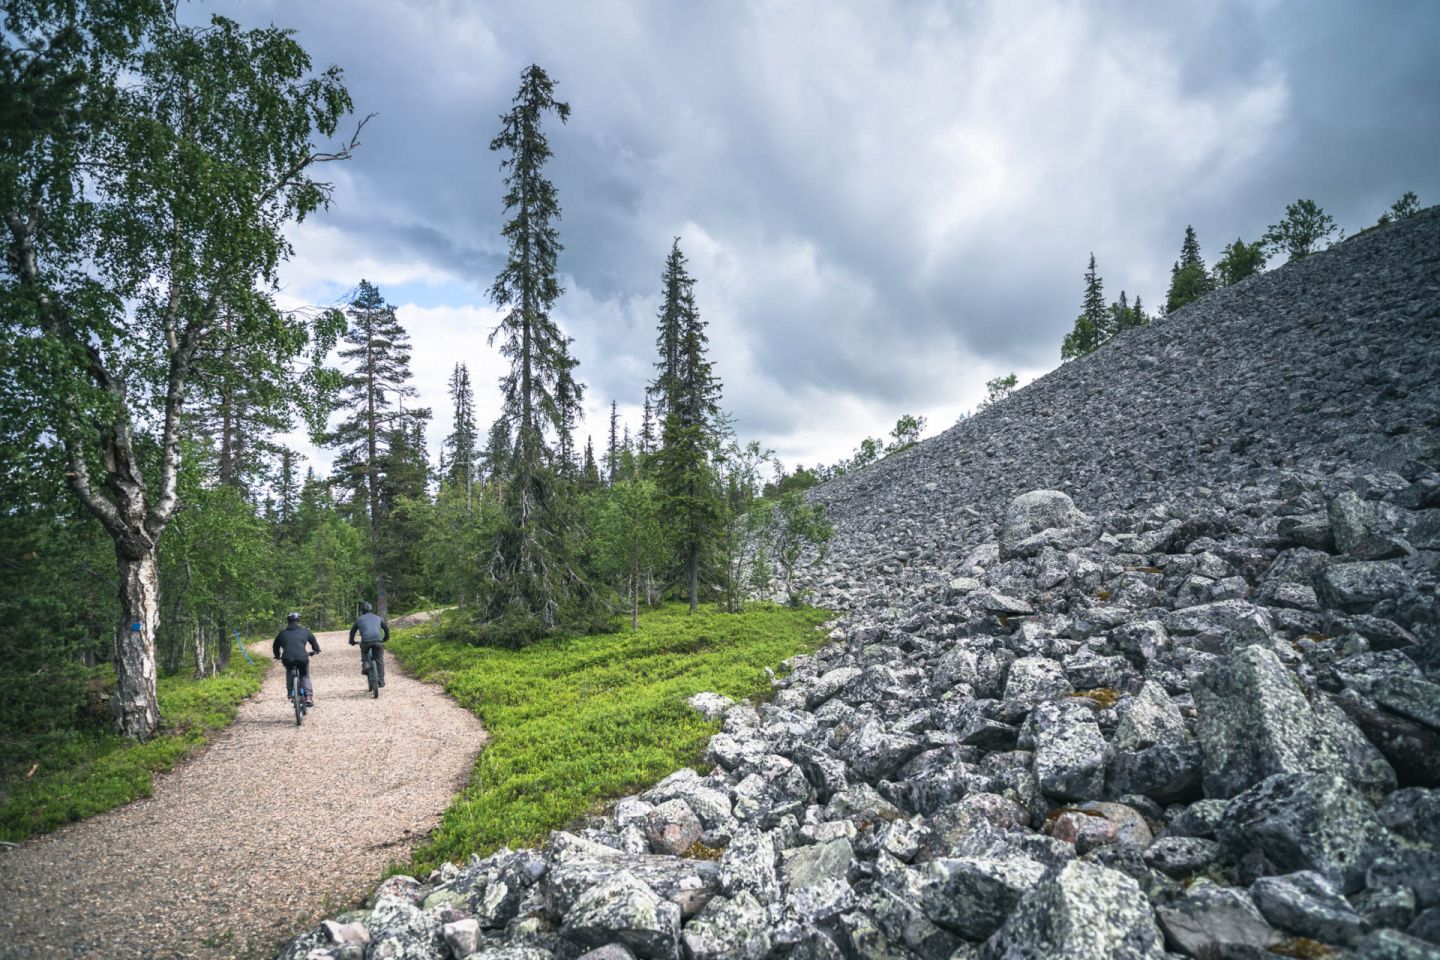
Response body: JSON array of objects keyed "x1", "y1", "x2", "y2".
[
  {"x1": 287, "y1": 611, "x2": 301, "y2": 623},
  {"x1": 360, "y1": 602, "x2": 373, "y2": 614}
]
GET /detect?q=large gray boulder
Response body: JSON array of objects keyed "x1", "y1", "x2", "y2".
[
  {"x1": 559, "y1": 871, "x2": 681, "y2": 959},
  {"x1": 781, "y1": 837, "x2": 855, "y2": 921},
  {"x1": 679, "y1": 891, "x2": 772, "y2": 960},
  {"x1": 1314, "y1": 561, "x2": 1413, "y2": 612},
  {"x1": 1218, "y1": 772, "x2": 1400, "y2": 894},
  {"x1": 1193, "y1": 644, "x2": 1382, "y2": 797},
  {"x1": 1250, "y1": 870, "x2": 1369, "y2": 945},
  {"x1": 1154, "y1": 882, "x2": 1282, "y2": 957},
  {"x1": 981, "y1": 860, "x2": 1166, "y2": 959},
  {"x1": 919, "y1": 855, "x2": 1047, "y2": 941},
  {"x1": 1000, "y1": 491, "x2": 1091, "y2": 560},
  {"x1": 1031, "y1": 701, "x2": 1108, "y2": 801}
]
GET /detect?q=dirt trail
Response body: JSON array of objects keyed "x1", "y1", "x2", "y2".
[{"x1": 0, "y1": 622, "x2": 487, "y2": 959}]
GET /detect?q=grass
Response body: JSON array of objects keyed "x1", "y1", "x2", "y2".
[
  {"x1": 390, "y1": 601, "x2": 832, "y2": 871},
  {"x1": 0, "y1": 654, "x2": 269, "y2": 842}
]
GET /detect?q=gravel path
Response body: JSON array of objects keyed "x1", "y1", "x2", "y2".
[{"x1": 0, "y1": 624, "x2": 487, "y2": 959}]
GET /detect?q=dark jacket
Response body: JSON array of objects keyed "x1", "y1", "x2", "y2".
[
  {"x1": 349, "y1": 612, "x2": 390, "y2": 645},
  {"x1": 273, "y1": 625, "x2": 320, "y2": 661}
]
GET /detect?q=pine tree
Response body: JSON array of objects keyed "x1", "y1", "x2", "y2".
[
  {"x1": 652, "y1": 239, "x2": 722, "y2": 611},
  {"x1": 445, "y1": 362, "x2": 479, "y2": 507},
  {"x1": 479, "y1": 64, "x2": 593, "y2": 641},
  {"x1": 1165, "y1": 225, "x2": 1216, "y2": 314},
  {"x1": 325, "y1": 279, "x2": 424, "y2": 614}
]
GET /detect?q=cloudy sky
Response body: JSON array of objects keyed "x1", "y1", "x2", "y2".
[{"x1": 204, "y1": 0, "x2": 1440, "y2": 473}]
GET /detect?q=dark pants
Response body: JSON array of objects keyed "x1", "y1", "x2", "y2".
[
  {"x1": 282, "y1": 658, "x2": 312, "y2": 698},
  {"x1": 360, "y1": 642, "x2": 385, "y2": 684}
]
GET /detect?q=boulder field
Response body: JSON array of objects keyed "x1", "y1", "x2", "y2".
[{"x1": 280, "y1": 210, "x2": 1440, "y2": 959}]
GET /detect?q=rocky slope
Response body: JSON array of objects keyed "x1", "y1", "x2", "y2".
[{"x1": 279, "y1": 210, "x2": 1440, "y2": 960}]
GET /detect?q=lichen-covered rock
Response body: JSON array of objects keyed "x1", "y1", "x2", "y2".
[
  {"x1": 1031, "y1": 701, "x2": 1108, "y2": 801},
  {"x1": 1250, "y1": 870, "x2": 1369, "y2": 945},
  {"x1": 781, "y1": 837, "x2": 855, "y2": 921},
  {"x1": 559, "y1": 871, "x2": 681, "y2": 959},
  {"x1": 1112, "y1": 681, "x2": 1186, "y2": 751},
  {"x1": 1193, "y1": 645, "x2": 1375, "y2": 798},
  {"x1": 1142, "y1": 836, "x2": 1218, "y2": 878},
  {"x1": 642, "y1": 799, "x2": 702, "y2": 856},
  {"x1": 1154, "y1": 882, "x2": 1283, "y2": 957},
  {"x1": 919, "y1": 855, "x2": 1047, "y2": 941},
  {"x1": 981, "y1": 860, "x2": 1165, "y2": 959},
  {"x1": 1314, "y1": 561, "x2": 1413, "y2": 612},
  {"x1": 363, "y1": 896, "x2": 446, "y2": 960},
  {"x1": 1000, "y1": 491, "x2": 1090, "y2": 560},
  {"x1": 679, "y1": 891, "x2": 772, "y2": 960},
  {"x1": 1218, "y1": 772, "x2": 1399, "y2": 894}
]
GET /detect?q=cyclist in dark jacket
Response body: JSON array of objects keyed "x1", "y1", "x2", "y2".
[
  {"x1": 273, "y1": 612, "x2": 320, "y2": 706},
  {"x1": 348, "y1": 602, "x2": 390, "y2": 687}
]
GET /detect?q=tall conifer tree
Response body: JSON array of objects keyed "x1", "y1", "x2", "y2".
[
  {"x1": 652, "y1": 240, "x2": 721, "y2": 611},
  {"x1": 1166, "y1": 225, "x2": 1216, "y2": 313},
  {"x1": 326, "y1": 279, "x2": 425, "y2": 614},
  {"x1": 480, "y1": 64, "x2": 591, "y2": 640},
  {"x1": 1061, "y1": 253, "x2": 1108, "y2": 360},
  {"x1": 445, "y1": 362, "x2": 479, "y2": 507}
]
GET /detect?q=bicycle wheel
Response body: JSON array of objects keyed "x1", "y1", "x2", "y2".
[
  {"x1": 368, "y1": 656, "x2": 379, "y2": 698},
  {"x1": 290, "y1": 669, "x2": 303, "y2": 726}
]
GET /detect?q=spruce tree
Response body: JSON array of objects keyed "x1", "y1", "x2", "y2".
[
  {"x1": 326, "y1": 279, "x2": 424, "y2": 614},
  {"x1": 652, "y1": 240, "x2": 722, "y2": 611},
  {"x1": 480, "y1": 64, "x2": 592, "y2": 641},
  {"x1": 445, "y1": 362, "x2": 479, "y2": 507},
  {"x1": 1165, "y1": 225, "x2": 1216, "y2": 314},
  {"x1": 606, "y1": 399, "x2": 620, "y2": 485},
  {"x1": 581, "y1": 436, "x2": 601, "y2": 491},
  {"x1": 651, "y1": 239, "x2": 691, "y2": 421},
  {"x1": 1061, "y1": 253, "x2": 1108, "y2": 360},
  {"x1": 639, "y1": 394, "x2": 656, "y2": 457}
]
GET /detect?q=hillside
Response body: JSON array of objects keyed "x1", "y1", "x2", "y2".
[
  {"x1": 809, "y1": 207, "x2": 1440, "y2": 615},
  {"x1": 279, "y1": 211, "x2": 1440, "y2": 959}
]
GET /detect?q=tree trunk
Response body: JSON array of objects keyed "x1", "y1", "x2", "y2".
[
  {"x1": 115, "y1": 550, "x2": 162, "y2": 739},
  {"x1": 688, "y1": 551, "x2": 698, "y2": 612}
]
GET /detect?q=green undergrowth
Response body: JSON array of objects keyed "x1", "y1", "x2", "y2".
[
  {"x1": 0, "y1": 654, "x2": 269, "y2": 842},
  {"x1": 392, "y1": 602, "x2": 832, "y2": 871}
]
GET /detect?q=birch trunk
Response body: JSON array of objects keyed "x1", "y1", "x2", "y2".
[{"x1": 115, "y1": 550, "x2": 162, "y2": 739}]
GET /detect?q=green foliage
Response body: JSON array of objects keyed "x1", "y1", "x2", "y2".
[
  {"x1": 888, "y1": 414, "x2": 926, "y2": 453},
  {"x1": 981, "y1": 372, "x2": 1018, "y2": 409},
  {"x1": 1376, "y1": 190, "x2": 1420, "y2": 226},
  {"x1": 714, "y1": 438, "x2": 773, "y2": 613},
  {"x1": 651, "y1": 240, "x2": 723, "y2": 611},
  {"x1": 477, "y1": 64, "x2": 594, "y2": 640},
  {"x1": 1165, "y1": 225, "x2": 1216, "y2": 314},
  {"x1": 1263, "y1": 198, "x2": 1339, "y2": 262},
  {"x1": 391, "y1": 603, "x2": 831, "y2": 869},
  {"x1": 592, "y1": 475, "x2": 667, "y2": 629},
  {"x1": 0, "y1": 655, "x2": 267, "y2": 842},
  {"x1": 1213, "y1": 237, "x2": 1268, "y2": 287},
  {"x1": 1061, "y1": 253, "x2": 1109, "y2": 360},
  {"x1": 755, "y1": 493, "x2": 833, "y2": 606}
]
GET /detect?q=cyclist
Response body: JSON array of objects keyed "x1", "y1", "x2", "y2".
[
  {"x1": 348, "y1": 602, "x2": 390, "y2": 688},
  {"x1": 273, "y1": 612, "x2": 321, "y2": 707}
]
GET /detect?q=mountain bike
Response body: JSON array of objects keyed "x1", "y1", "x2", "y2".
[
  {"x1": 283, "y1": 652, "x2": 320, "y2": 726},
  {"x1": 363, "y1": 645, "x2": 380, "y2": 699}
]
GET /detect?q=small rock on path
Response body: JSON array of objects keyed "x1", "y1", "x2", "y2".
[{"x1": 0, "y1": 621, "x2": 487, "y2": 959}]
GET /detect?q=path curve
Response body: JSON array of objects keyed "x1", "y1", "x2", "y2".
[{"x1": 0, "y1": 622, "x2": 487, "y2": 959}]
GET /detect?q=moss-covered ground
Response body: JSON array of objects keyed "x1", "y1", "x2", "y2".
[
  {"x1": 0, "y1": 654, "x2": 269, "y2": 842},
  {"x1": 390, "y1": 602, "x2": 831, "y2": 871}
]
